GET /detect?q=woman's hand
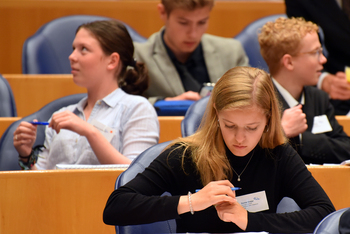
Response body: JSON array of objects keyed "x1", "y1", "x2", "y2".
[
  {"x1": 178, "y1": 180, "x2": 237, "y2": 215},
  {"x1": 165, "y1": 91, "x2": 201, "y2": 101},
  {"x1": 49, "y1": 110, "x2": 91, "y2": 136},
  {"x1": 13, "y1": 120, "x2": 38, "y2": 157},
  {"x1": 215, "y1": 200, "x2": 248, "y2": 230}
]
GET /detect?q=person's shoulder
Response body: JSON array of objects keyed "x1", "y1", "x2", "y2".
[
  {"x1": 304, "y1": 85, "x2": 329, "y2": 101},
  {"x1": 134, "y1": 30, "x2": 162, "y2": 61},
  {"x1": 134, "y1": 31, "x2": 160, "y2": 50},
  {"x1": 122, "y1": 92, "x2": 153, "y2": 108},
  {"x1": 53, "y1": 101, "x2": 79, "y2": 115},
  {"x1": 202, "y1": 33, "x2": 242, "y2": 46},
  {"x1": 201, "y1": 34, "x2": 246, "y2": 60},
  {"x1": 162, "y1": 142, "x2": 194, "y2": 163},
  {"x1": 156, "y1": 142, "x2": 187, "y2": 160},
  {"x1": 268, "y1": 143, "x2": 299, "y2": 160}
]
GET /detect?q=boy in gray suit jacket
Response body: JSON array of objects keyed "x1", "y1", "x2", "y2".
[{"x1": 134, "y1": 0, "x2": 249, "y2": 101}]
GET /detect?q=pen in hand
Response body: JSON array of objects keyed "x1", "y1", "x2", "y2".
[
  {"x1": 29, "y1": 121, "x2": 49, "y2": 125},
  {"x1": 195, "y1": 187, "x2": 241, "y2": 193}
]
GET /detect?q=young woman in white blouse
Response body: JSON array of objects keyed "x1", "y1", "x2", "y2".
[{"x1": 14, "y1": 20, "x2": 159, "y2": 170}]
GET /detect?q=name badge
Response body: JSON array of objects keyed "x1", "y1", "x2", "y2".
[
  {"x1": 236, "y1": 191, "x2": 269, "y2": 213},
  {"x1": 311, "y1": 115, "x2": 332, "y2": 134},
  {"x1": 91, "y1": 119, "x2": 115, "y2": 142}
]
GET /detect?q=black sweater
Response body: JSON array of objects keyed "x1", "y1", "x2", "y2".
[{"x1": 104, "y1": 143, "x2": 335, "y2": 233}]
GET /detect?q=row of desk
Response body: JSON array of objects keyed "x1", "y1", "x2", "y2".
[
  {"x1": 2, "y1": 74, "x2": 350, "y2": 139},
  {"x1": 0, "y1": 0, "x2": 285, "y2": 74},
  {"x1": 0, "y1": 74, "x2": 185, "y2": 143},
  {"x1": 0, "y1": 166, "x2": 349, "y2": 234}
]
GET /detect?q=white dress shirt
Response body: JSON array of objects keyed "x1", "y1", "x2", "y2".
[{"x1": 35, "y1": 88, "x2": 159, "y2": 169}]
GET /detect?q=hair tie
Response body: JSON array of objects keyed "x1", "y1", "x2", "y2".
[
  {"x1": 131, "y1": 58, "x2": 137, "y2": 67},
  {"x1": 126, "y1": 58, "x2": 137, "y2": 71}
]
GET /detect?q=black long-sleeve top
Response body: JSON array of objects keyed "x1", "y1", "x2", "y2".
[{"x1": 104, "y1": 143, "x2": 335, "y2": 233}]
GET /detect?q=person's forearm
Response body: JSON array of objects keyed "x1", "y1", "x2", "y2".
[
  {"x1": 318, "y1": 72, "x2": 329, "y2": 91},
  {"x1": 320, "y1": 73, "x2": 332, "y2": 94},
  {"x1": 177, "y1": 195, "x2": 191, "y2": 215}
]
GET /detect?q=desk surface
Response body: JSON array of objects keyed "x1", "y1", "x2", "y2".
[
  {"x1": 0, "y1": 166, "x2": 348, "y2": 234},
  {"x1": 0, "y1": 169, "x2": 124, "y2": 234},
  {"x1": 307, "y1": 165, "x2": 350, "y2": 210}
]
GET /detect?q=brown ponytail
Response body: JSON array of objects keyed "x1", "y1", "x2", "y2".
[{"x1": 119, "y1": 62, "x2": 149, "y2": 95}]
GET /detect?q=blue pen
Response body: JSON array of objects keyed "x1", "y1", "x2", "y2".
[
  {"x1": 195, "y1": 187, "x2": 241, "y2": 193},
  {"x1": 29, "y1": 121, "x2": 49, "y2": 125}
]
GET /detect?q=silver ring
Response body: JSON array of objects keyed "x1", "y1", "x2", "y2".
[{"x1": 15, "y1": 135, "x2": 18, "y2": 140}]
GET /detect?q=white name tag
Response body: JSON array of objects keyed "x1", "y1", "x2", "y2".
[
  {"x1": 236, "y1": 191, "x2": 269, "y2": 213},
  {"x1": 311, "y1": 115, "x2": 332, "y2": 134},
  {"x1": 91, "y1": 119, "x2": 115, "y2": 142}
]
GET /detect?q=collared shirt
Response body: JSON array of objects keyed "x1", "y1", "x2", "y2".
[
  {"x1": 35, "y1": 88, "x2": 159, "y2": 169},
  {"x1": 272, "y1": 78, "x2": 305, "y2": 107},
  {"x1": 161, "y1": 30, "x2": 210, "y2": 92},
  {"x1": 272, "y1": 78, "x2": 305, "y2": 142}
]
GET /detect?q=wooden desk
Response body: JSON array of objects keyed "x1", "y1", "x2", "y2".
[
  {"x1": 0, "y1": 0, "x2": 285, "y2": 74},
  {"x1": 307, "y1": 165, "x2": 350, "y2": 210},
  {"x1": 0, "y1": 166, "x2": 348, "y2": 234},
  {"x1": 158, "y1": 116, "x2": 183, "y2": 143},
  {"x1": 335, "y1": 115, "x2": 350, "y2": 136},
  {"x1": 0, "y1": 169, "x2": 124, "y2": 234}
]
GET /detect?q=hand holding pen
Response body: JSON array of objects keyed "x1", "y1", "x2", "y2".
[
  {"x1": 178, "y1": 180, "x2": 237, "y2": 216},
  {"x1": 13, "y1": 119, "x2": 40, "y2": 157},
  {"x1": 195, "y1": 187, "x2": 241, "y2": 193},
  {"x1": 29, "y1": 121, "x2": 49, "y2": 125}
]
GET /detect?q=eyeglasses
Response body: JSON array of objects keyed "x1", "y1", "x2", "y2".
[{"x1": 296, "y1": 47, "x2": 324, "y2": 61}]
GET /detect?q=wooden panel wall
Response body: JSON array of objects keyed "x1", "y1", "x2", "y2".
[{"x1": 0, "y1": 0, "x2": 285, "y2": 74}]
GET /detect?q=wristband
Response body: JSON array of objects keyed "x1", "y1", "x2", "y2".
[
  {"x1": 19, "y1": 154, "x2": 31, "y2": 159},
  {"x1": 188, "y1": 191, "x2": 194, "y2": 215},
  {"x1": 18, "y1": 145, "x2": 45, "y2": 170}
]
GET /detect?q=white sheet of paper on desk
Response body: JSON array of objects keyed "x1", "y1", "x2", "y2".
[{"x1": 55, "y1": 164, "x2": 129, "y2": 169}]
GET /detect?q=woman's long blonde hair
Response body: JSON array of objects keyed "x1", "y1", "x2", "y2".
[{"x1": 170, "y1": 66, "x2": 287, "y2": 185}]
